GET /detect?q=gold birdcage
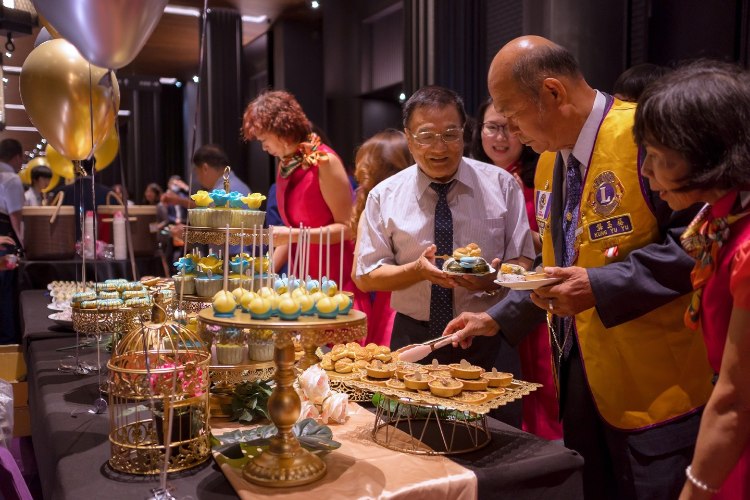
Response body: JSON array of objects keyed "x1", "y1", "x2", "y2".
[{"x1": 107, "y1": 294, "x2": 212, "y2": 475}]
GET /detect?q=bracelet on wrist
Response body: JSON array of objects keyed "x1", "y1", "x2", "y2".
[{"x1": 685, "y1": 465, "x2": 720, "y2": 494}]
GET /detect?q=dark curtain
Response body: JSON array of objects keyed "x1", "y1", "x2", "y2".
[
  {"x1": 201, "y1": 8, "x2": 244, "y2": 179},
  {"x1": 404, "y1": 0, "x2": 487, "y2": 116}
]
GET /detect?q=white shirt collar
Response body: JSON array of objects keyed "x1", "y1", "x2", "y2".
[{"x1": 562, "y1": 90, "x2": 607, "y2": 168}]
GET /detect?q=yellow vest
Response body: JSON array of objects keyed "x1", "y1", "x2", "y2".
[{"x1": 533, "y1": 99, "x2": 713, "y2": 430}]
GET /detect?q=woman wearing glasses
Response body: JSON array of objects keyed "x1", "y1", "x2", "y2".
[{"x1": 471, "y1": 98, "x2": 562, "y2": 441}]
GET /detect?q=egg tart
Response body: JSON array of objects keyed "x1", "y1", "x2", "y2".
[
  {"x1": 450, "y1": 359, "x2": 483, "y2": 379},
  {"x1": 403, "y1": 371, "x2": 434, "y2": 391},
  {"x1": 460, "y1": 378, "x2": 489, "y2": 391},
  {"x1": 424, "y1": 358, "x2": 451, "y2": 373},
  {"x1": 428, "y1": 377, "x2": 464, "y2": 398},
  {"x1": 365, "y1": 359, "x2": 395, "y2": 379},
  {"x1": 385, "y1": 378, "x2": 407, "y2": 390},
  {"x1": 481, "y1": 368, "x2": 514, "y2": 387}
]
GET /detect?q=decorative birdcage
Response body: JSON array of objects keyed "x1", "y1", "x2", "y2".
[{"x1": 107, "y1": 294, "x2": 212, "y2": 475}]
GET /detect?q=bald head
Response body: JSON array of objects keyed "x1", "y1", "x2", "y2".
[
  {"x1": 485, "y1": 36, "x2": 594, "y2": 153},
  {"x1": 488, "y1": 36, "x2": 583, "y2": 102}
]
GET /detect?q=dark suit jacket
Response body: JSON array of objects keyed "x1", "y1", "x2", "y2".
[{"x1": 487, "y1": 150, "x2": 703, "y2": 454}]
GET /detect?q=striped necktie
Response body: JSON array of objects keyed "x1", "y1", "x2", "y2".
[{"x1": 429, "y1": 181, "x2": 454, "y2": 340}]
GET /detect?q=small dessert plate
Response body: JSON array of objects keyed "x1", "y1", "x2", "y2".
[
  {"x1": 49, "y1": 312, "x2": 73, "y2": 329},
  {"x1": 494, "y1": 276, "x2": 563, "y2": 290}
]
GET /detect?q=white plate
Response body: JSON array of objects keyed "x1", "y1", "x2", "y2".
[
  {"x1": 48, "y1": 312, "x2": 73, "y2": 329},
  {"x1": 493, "y1": 277, "x2": 563, "y2": 290}
]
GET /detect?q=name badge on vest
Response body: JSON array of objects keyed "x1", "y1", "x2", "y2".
[
  {"x1": 535, "y1": 189, "x2": 552, "y2": 238},
  {"x1": 587, "y1": 171, "x2": 624, "y2": 217}
]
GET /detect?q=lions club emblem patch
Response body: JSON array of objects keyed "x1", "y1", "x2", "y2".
[{"x1": 587, "y1": 171, "x2": 624, "y2": 217}]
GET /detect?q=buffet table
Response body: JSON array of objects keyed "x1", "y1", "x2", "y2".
[
  {"x1": 18, "y1": 257, "x2": 165, "y2": 290},
  {"x1": 20, "y1": 290, "x2": 584, "y2": 500}
]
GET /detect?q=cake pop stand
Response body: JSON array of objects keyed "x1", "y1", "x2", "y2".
[{"x1": 197, "y1": 308, "x2": 366, "y2": 487}]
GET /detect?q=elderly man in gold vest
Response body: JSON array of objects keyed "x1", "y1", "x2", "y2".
[{"x1": 445, "y1": 36, "x2": 713, "y2": 499}]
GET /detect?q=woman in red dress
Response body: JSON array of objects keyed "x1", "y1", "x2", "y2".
[
  {"x1": 472, "y1": 98, "x2": 562, "y2": 440},
  {"x1": 242, "y1": 90, "x2": 371, "y2": 322},
  {"x1": 351, "y1": 129, "x2": 413, "y2": 346},
  {"x1": 635, "y1": 61, "x2": 750, "y2": 500}
]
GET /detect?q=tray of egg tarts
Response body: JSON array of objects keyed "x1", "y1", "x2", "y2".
[{"x1": 321, "y1": 350, "x2": 542, "y2": 414}]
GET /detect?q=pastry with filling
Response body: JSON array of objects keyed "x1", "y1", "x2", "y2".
[
  {"x1": 481, "y1": 367, "x2": 514, "y2": 387},
  {"x1": 385, "y1": 378, "x2": 407, "y2": 390},
  {"x1": 403, "y1": 371, "x2": 434, "y2": 391},
  {"x1": 460, "y1": 377, "x2": 489, "y2": 391},
  {"x1": 334, "y1": 358, "x2": 354, "y2": 373},
  {"x1": 366, "y1": 359, "x2": 395, "y2": 379},
  {"x1": 424, "y1": 358, "x2": 451, "y2": 373},
  {"x1": 428, "y1": 377, "x2": 464, "y2": 397},
  {"x1": 450, "y1": 359, "x2": 484, "y2": 380}
]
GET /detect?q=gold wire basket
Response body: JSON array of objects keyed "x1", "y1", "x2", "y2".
[
  {"x1": 347, "y1": 375, "x2": 540, "y2": 455},
  {"x1": 107, "y1": 300, "x2": 212, "y2": 475},
  {"x1": 72, "y1": 305, "x2": 150, "y2": 336}
]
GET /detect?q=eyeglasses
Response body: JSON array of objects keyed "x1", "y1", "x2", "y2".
[
  {"x1": 481, "y1": 122, "x2": 508, "y2": 138},
  {"x1": 407, "y1": 128, "x2": 464, "y2": 147}
]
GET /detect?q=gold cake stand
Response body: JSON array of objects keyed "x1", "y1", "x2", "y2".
[{"x1": 197, "y1": 308, "x2": 366, "y2": 487}]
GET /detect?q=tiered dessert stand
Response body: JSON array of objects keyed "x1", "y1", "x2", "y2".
[{"x1": 197, "y1": 308, "x2": 366, "y2": 487}]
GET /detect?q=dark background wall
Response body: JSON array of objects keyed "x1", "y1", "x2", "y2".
[{"x1": 120, "y1": 0, "x2": 750, "y2": 201}]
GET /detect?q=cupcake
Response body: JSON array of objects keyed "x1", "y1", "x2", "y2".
[
  {"x1": 195, "y1": 275, "x2": 222, "y2": 297},
  {"x1": 188, "y1": 208, "x2": 209, "y2": 227},
  {"x1": 216, "y1": 343, "x2": 244, "y2": 365},
  {"x1": 172, "y1": 274, "x2": 196, "y2": 295},
  {"x1": 247, "y1": 329, "x2": 274, "y2": 361},
  {"x1": 240, "y1": 192, "x2": 266, "y2": 210}
]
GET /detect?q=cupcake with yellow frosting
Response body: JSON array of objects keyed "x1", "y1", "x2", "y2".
[{"x1": 188, "y1": 190, "x2": 212, "y2": 226}]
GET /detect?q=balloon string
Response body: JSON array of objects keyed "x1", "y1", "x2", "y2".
[{"x1": 87, "y1": 64, "x2": 99, "y2": 284}]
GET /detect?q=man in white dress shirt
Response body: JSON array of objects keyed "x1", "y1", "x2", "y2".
[{"x1": 355, "y1": 86, "x2": 534, "y2": 371}]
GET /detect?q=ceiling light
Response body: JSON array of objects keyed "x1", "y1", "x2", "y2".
[
  {"x1": 192, "y1": 75, "x2": 199, "y2": 83},
  {"x1": 398, "y1": 92, "x2": 406, "y2": 103},
  {"x1": 165, "y1": 5, "x2": 268, "y2": 24},
  {"x1": 175, "y1": 81, "x2": 183, "y2": 88},
  {"x1": 164, "y1": 5, "x2": 200, "y2": 17},
  {"x1": 5, "y1": 126, "x2": 37, "y2": 132},
  {"x1": 159, "y1": 77, "x2": 177, "y2": 85},
  {"x1": 241, "y1": 15, "x2": 268, "y2": 24},
  {"x1": 311, "y1": 1, "x2": 320, "y2": 9},
  {"x1": 4, "y1": 52, "x2": 10, "y2": 58}
]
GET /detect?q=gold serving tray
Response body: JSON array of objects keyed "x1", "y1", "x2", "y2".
[{"x1": 344, "y1": 368, "x2": 540, "y2": 415}]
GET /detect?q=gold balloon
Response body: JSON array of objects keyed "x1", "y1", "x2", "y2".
[
  {"x1": 46, "y1": 144, "x2": 75, "y2": 180},
  {"x1": 94, "y1": 126, "x2": 119, "y2": 170},
  {"x1": 37, "y1": 14, "x2": 61, "y2": 39},
  {"x1": 20, "y1": 39, "x2": 120, "y2": 161},
  {"x1": 42, "y1": 173, "x2": 61, "y2": 193},
  {"x1": 19, "y1": 156, "x2": 51, "y2": 185}
]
